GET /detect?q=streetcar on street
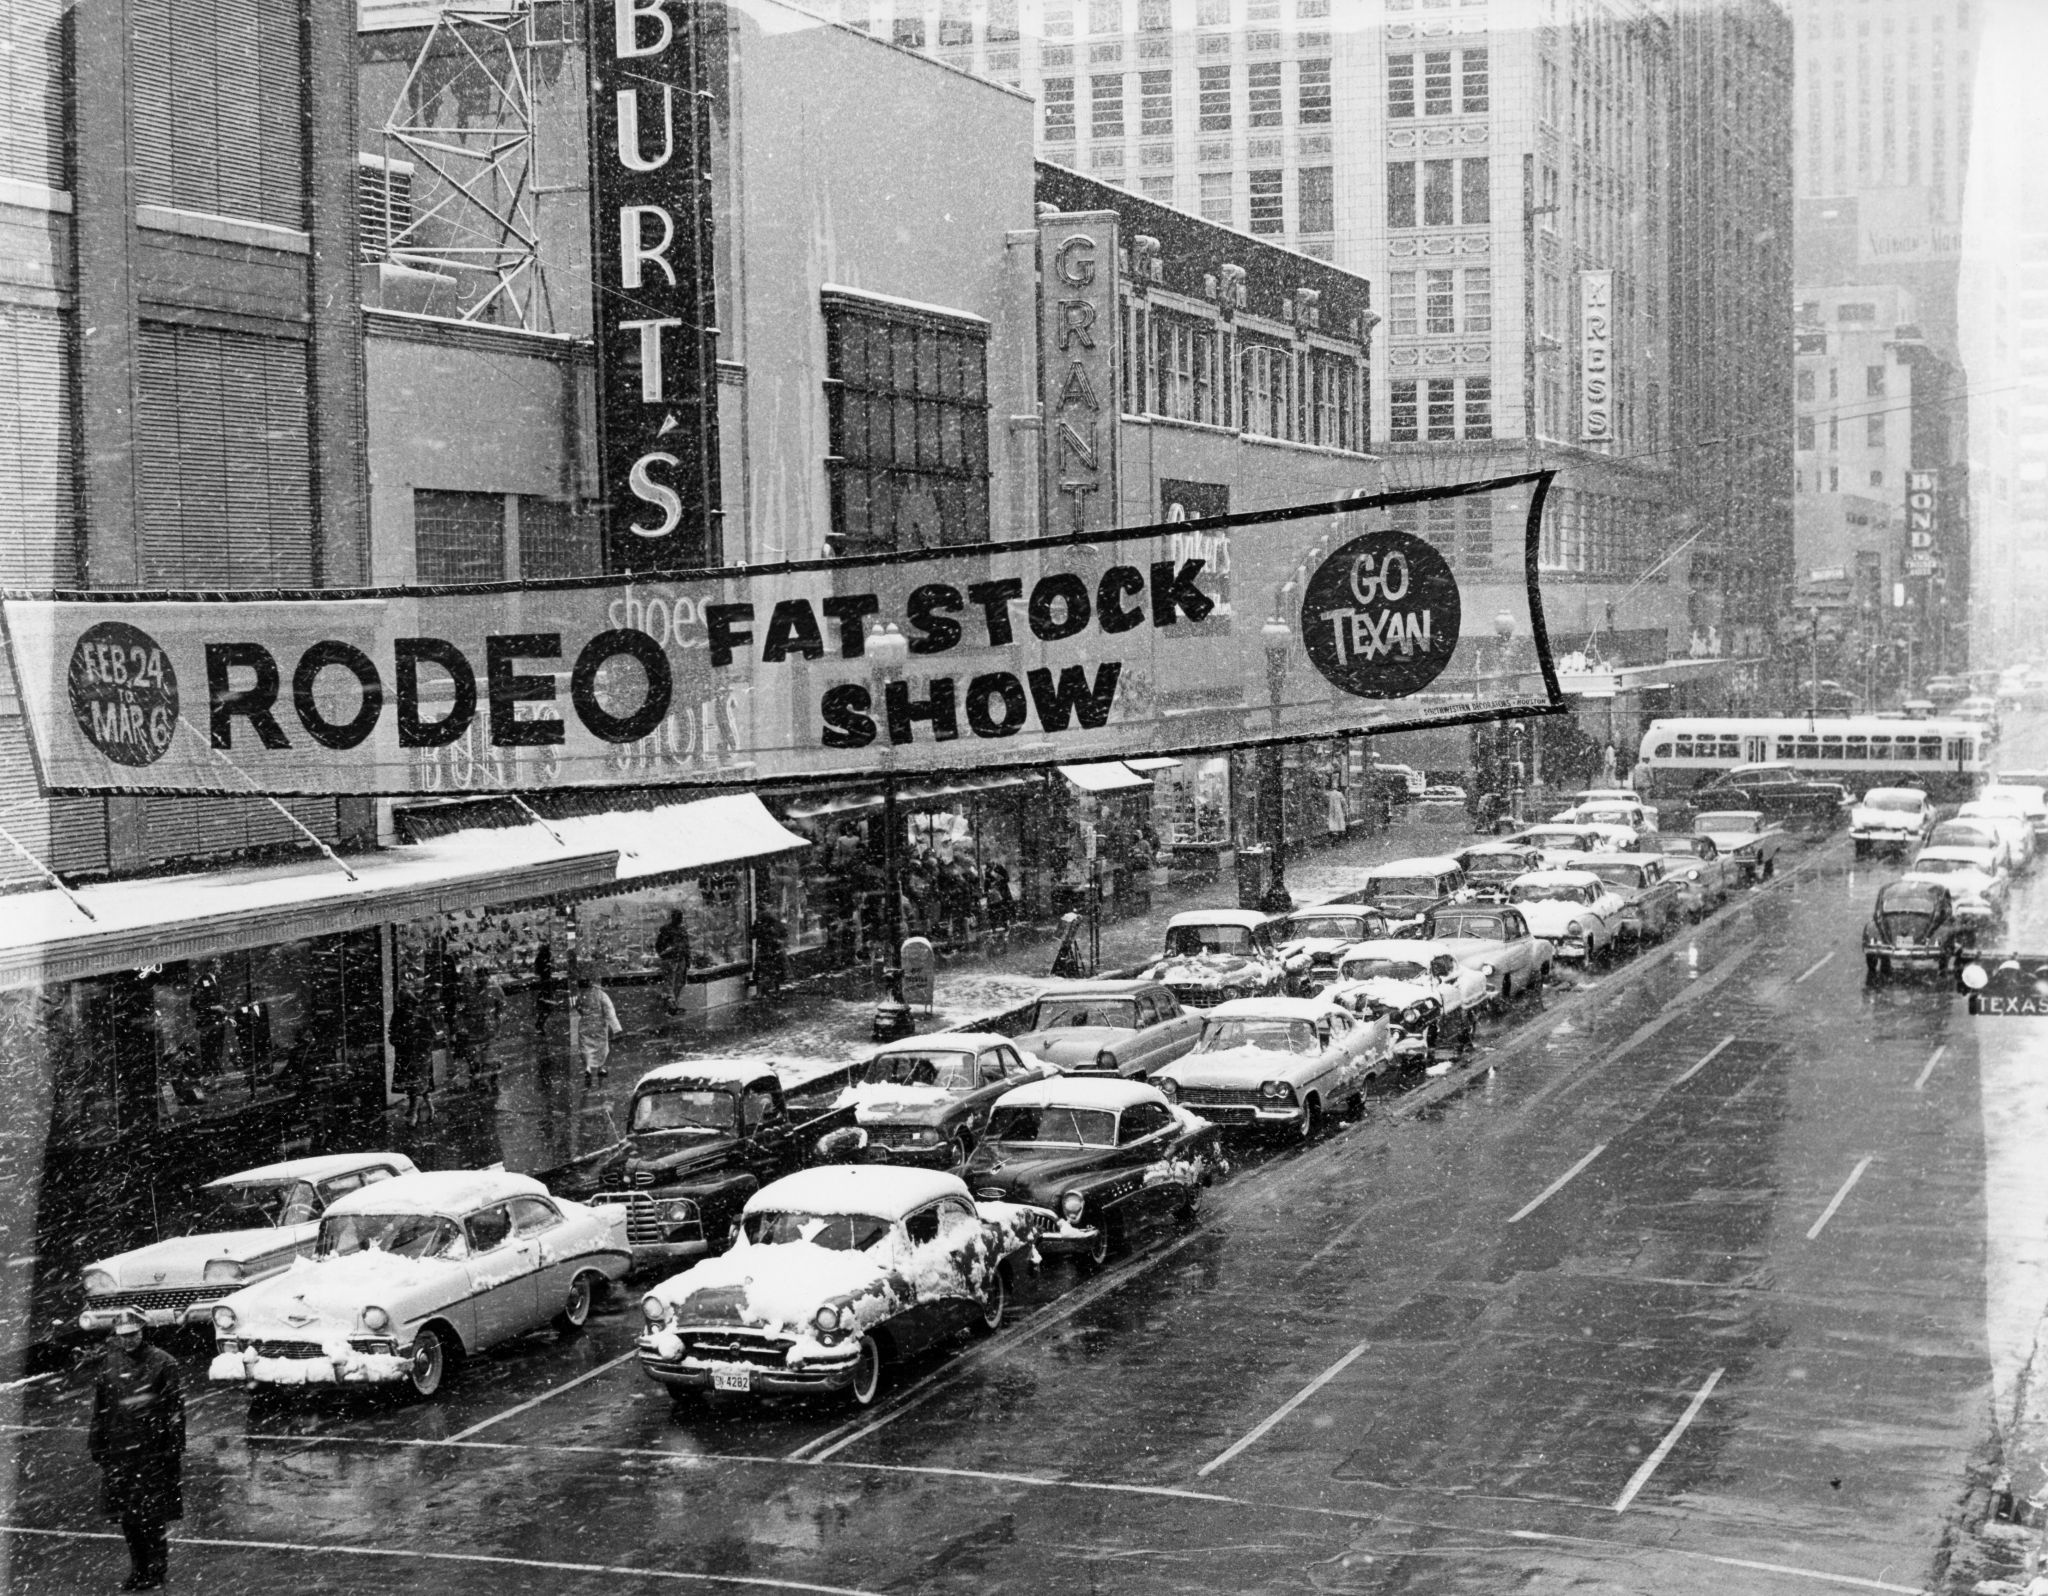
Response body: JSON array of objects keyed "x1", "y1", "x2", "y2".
[{"x1": 1635, "y1": 717, "x2": 1989, "y2": 803}]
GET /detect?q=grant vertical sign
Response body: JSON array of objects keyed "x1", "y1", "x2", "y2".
[
  {"x1": 1040, "y1": 213, "x2": 1121, "y2": 536},
  {"x1": 1579, "y1": 269, "x2": 1613, "y2": 444},
  {"x1": 587, "y1": 0, "x2": 722, "y2": 571}
]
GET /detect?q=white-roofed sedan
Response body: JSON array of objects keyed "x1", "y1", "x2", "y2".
[
  {"x1": 1325, "y1": 940, "x2": 1491, "y2": 1062},
  {"x1": 1506, "y1": 870, "x2": 1628, "y2": 966},
  {"x1": 636, "y1": 1165, "x2": 1044, "y2": 1410},
  {"x1": 1152, "y1": 995, "x2": 1393, "y2": 1141},
  {"x1": 206, "y1": 1169, "x2": 630, "y2": 1399}
]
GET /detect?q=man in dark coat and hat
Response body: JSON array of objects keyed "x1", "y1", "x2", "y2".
[{"x1": 88, "y1": 1306, "x2": 185, "y2": 1590}]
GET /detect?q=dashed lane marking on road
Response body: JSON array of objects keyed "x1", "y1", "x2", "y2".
[
  {"x1": 1507, "y1": 1143, "x2": 1609, "y2": 1224},
  {"x1": 1672, "y1": 1034, "x2": 1736, "y2": 1085},
  {"x1": 1913, "y1": 1044, "x2": 1948, "y2": 1091},
  {"x1": 1806, "y1": 1157, "x2": 1875, "y2": 1242},
  {"x1": 1792, "y1": 949, "x2": 1838, "y2": 984},
  {"x1": 1685, "y1": 1552, "x2": 1922, "y2": 1593},
  {"x1": 1194, "y1": 1338, "x2": 1371, "y2": 1478},
  {"x1": 1611, "y1": 1366, "x2": 1724, "y2": 1513},
  {"x1": 445, "y1": 1350, "x2": 639, "y2": 1443}
]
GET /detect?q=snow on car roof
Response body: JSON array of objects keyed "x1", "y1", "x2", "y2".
[
  {"x1": 1511, "y1": 869, "x2": 1605, "y2": 888},
  {"x1": 1363, "y1": 855, "x2": 1463, "y2": 875},
  {"x1": 1205, "y1": 995, "x2": 1350, "y2": 1019},
  {"x1": 1289, "y1": 902, "x2": 1381, "y2": 916},
  {"x1": 1166, "y1": 908, "x2": 1271, "y2": 928},
  {"x1": 1863, "y1": 787, "x2": 1929, "y2": 802},
  {"x1": 745, "y1": 1165, "x2": 970, "y2": 1219},
  {"x1": 1914, "y1": 846, "x2": 1996, "y2": 864},
  {"x1": 1578, "y1": 853, "x2": 1652, "y2": 869},
  {"x1": 1339, "y1": 939, "x2": 1459, "y2": 960},
  {"x1": 990, "y1": 1075, "x2": 1165, "y2": 1113},
  {"x1": 1029, "y1": 978, "x2": 1155, "y2": 996},
  {"x1": 634, "y1": 1058, "x2": 784, "y2": 1093},
  {"x1": 204, "y1": 1151, "x2": 414, "y2": 1189},
  {"x1": 324, "y1": 1168, "x2": 548, "y2": 1218},
  {"x1": 872, "y1": 1031, "x2": 1007, "y2": 1055}
]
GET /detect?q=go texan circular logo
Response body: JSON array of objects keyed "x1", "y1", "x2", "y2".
[
  {"x1": 67, "y1": 621, "x2": 180, "y2": 767},
  {"x1": 1299, "y1": 527, "x2": 1462, "y2": 699}
]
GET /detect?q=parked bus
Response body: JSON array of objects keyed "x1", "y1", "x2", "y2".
[{"x1": 1636, "y1": 717, "x2": 1988, "y2": 802}]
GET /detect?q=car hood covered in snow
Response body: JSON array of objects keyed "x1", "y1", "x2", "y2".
[
  {"x1": 219, "y1": 1250, "x2": 464, "y2": 1338},
  {"x1": 92, "y1": 1225, "x2": 313, "y2": 1288}
]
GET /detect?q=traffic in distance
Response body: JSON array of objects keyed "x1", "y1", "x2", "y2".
[{"x1": 67, "y1": 714, "x2": 2034, "y2": 1418}]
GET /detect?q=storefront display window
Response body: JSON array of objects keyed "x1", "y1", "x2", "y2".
[{"x1": 1154, "y1": 757, "x2": 1233, "y2": 845}]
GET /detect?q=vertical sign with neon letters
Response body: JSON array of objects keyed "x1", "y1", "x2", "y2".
[
  {"x1": 1579, "y1": 269, "x2": 1614, "y2": 443},
  {"x1": 1040, "y1": 213, "x2": 1121, "y2": 536},
  {"x1": 587, "y1": 0, "x2": 722, "y2": 571},
  {"x1": 1904, "y1": 469, "x2": 1939, "y2": 577}
]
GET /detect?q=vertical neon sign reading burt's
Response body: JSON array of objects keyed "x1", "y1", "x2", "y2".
[{"x1": 588, "y1": 0, "x2": 722, "y2": 571}]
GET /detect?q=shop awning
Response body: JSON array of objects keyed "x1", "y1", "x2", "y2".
[
  {"x1": 1058, "y1": 762, "x2": 1155, "y2": 793},
  {"x1": 783, "y1": 775, "x2": 1030, "y2": 822},
  {"x1": 0, "y1": 831, "x2": 622, "y2": 992},
  {"x1": 522, "y1": 794, "x2": 811, "y2": 890},
  {"x1": 1123, "y1": 756, "x2": 1184, "y2": 772}
]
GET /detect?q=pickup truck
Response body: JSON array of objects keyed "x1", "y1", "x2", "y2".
[
  {"x1": 1576, "y1": 853, "x2": 1686, "y2": 945},
  {"x1": 1691, "y1": 810, "x2": 1786, "y2": 885},
  {"x1": 1009, "y1": 981, "x2": 1205, "y2": 1077},
  {"x1": 537, "y1": 1060, "x2": 845, "y2": 1270}
]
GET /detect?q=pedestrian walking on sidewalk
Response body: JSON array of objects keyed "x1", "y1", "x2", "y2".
[
  {"x1": 532, "y1": 939, "x2": 561, "y2": 1035},
  {"x1": 89, "y1": 1307, "x2": 184, "y2": 1591},
  {"x1": 750, "y1": 907, "x2": 788, "y2": 998},
  {"x1": 390, "y1": 985, "x2": 436, "y2": 1125},
  {"x1": 655, "y1": 910, "x2": 692, "y2": 1014},
  {"x1": 577, "y1": 976, "x2": 622, "y2": 1086}
]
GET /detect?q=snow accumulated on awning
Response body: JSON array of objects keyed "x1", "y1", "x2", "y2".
[
  {"x1": 527, "y1": 794, "x2": 811, "y2": 888},
  {"x1": 1057, "y1": 762, "x2": 1154, "y2": 793}
]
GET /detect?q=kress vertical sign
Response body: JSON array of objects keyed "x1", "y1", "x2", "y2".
[
  {"x1": 1040, "y1": 213, "x2": 1121, "y2": 536},
  {"x1": 587, "y1": 0, "x2": 723, "y2": 571}
]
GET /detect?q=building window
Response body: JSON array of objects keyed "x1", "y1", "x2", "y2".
[
  {"x1": 1249, "y1": 167, "x2": 1284, "y2": 232},
  {"x1": 1866, "y1": 413, "x2": 1886, "y2": 447},
  {"x1": 1425, "y1": 377, "x2": 1455, "y2": 437},
  {"x1": 1463, "y1": 377, "x2": 1492, "y2": 439},
  {"x1": 518, "y1": 497, "x2": 600, "y2": 580},
  {"x1": 1140, "y1": 70, "x2": 1173, "y2": 134},
  {"x1": 1298, "y1": 165, "x2": 1332, "y2": 232},
  {"x1": 131, "y1": 0, "x2": 306, "y2": 228},
  {"x1": 1423, "y1": 50, "x2": 1452, "y2": 116},
  {"x1": 1460, "y1": 155, "x2": 1490, "y2": 222},
  {"x1": 892, "y1": 11, "x2": 925, "y2": 47},
  {"x1": 1828, "y1": 416, "x2": 1839, "y2": 450},
  {"x1": 1796, "y1": 414, "x2": 1816, "y2": 451},
  {"x1": 1388, "y1": 271, "x2": 1418, "y2": 337},
  {"x1": 1387, "y1": 52, "x2": 1414, "y2": 119},
  {"x1": 1423, "y1": 268, "x2": 1454, "y2": 333},
  {"x1": 938, "y1": 2, "x2": 973, "y2": 45},
  {"x1": 1463, "y1": 267, "x2": 1491, "y2": 331},
  {"x1": 1198, "y1": 65, "x2": 1232, "y2": 130},
  {"x1": 1043, "y1": 4, "x2": 1073, "y2": 35},
  {"x1": 1306, "y1": 349, "x2": 1358, "y2": 449},
  {"x1": 1138, "y1": 0, "x2": 1170, "y2": 27},
  {"x1": 988, "y1": 0, "x2": 1020, "y2": 40},
  {"x1": 1088, "y1": 0, "x2": 1121, "y2": 33},
  {"x1": 1424, "y1": 496, "x2": 1492, "y2": 571},
  {"x1": 1139, "y1": 174, "x2": 1174, "y2": 204},
  {"x1": 1092, "y1": 73, "x2": 1126, "y2": 136},
  {"x1": 1796, "y1": 368, "x2": 1815, "y2": 401},
  {"x1": 824, "y1": 297, "x2": 991, "y2": 553},
  {"x1": 1247, "y1": 61, "x2": 1281, "y2": 126},
  {"x1": 1390, "y1": 378, "x2": 1419, "y2": 441},
  {"x1": 1197, "y1": 0, "x2": 1229, "y2": 20},
  {"x1": 1298, "y1": 57, "x2": 1331, "y2": 124},
  {"x1": 1297, "y1": 0, "x2": 1329, "y2": 15},
  {"x1": 1422, "y1": 159, "x2": 1453, "y2": 225},
  {"x1": 1838, "y1": 301, "x2": 1877, "y2": 322},
  {"x1": 1045, "y1": 77, "x2": 1076, "y2": 139},
  {"x1": 1869, "y1": 468, "x2": 1884, "y2": 488},
  {"x1": 1827, "y1": 466, "x2": 1840, "y2": 492},
  {"x1": 1198, "y1": 169, "x2": 1232, "y2": 224},
  {"x1": 413, "y1": 491, "x2": 506, "y2": 584},
  {"x1": 1240, "y1": 339, "x2": 1293, "y2": 438},
  {"x1": 1461, "y1": 46, "x2": 1488, "y2": 112},
  {"x1": 1866, "y1": 364, "x2": 1886, "y2": 396},
  {"x1": 1155, "y1": 311, "x2": 1219, "y2": 425},
  {"x1": 1387, "y1": 160, "x2": 1416, "y2": 227}
]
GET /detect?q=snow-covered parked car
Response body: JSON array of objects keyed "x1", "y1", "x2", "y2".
[
  {"x1": 963, "y1": 1077, "x2": 1224, "y2": 1265},
  {"x1": 1418, "y1": 902, "x2": 1555, "y2": 1005},
  {"x1": 1145, "y1": 909, "x2": 1295, "y2": 1009},
  {"x1": 636, "y1": 1166, "x2": 1043, "y2": 1409},
  {"x1": 78, "y1": 1151, "x2": 416, "y2": 1335},
  {"x1": 1901, "y1": 847, "x2": 2008, "y2": 935},
  {"x1": 1654, "y1": 833, "x2": 1733, "y2": 920},
  {"x1": 207, "y1": 1170, "x2": 630, "y2": 1399},
  {"x1": 1850, "y1": 786, "x2": 1935, "y2": 859},
  {"x1": 1008, "y1": 981, "x2": 1204, "y2": 1078},
  {"x1": 1551, "y1": 799, "x2": 1658, "y2": 834},
  {"x1": 818, "y1": 1033, "x2": 1051, "y2": 1170},
  {"x1": 1455, "y1": 843, "x2": 1549, "y2": 902},
  {"x1": 1274, "y1": 904, "x2": 1399, "y2": 993},
  {"x1": 1326, "y1": 940, "x2": 1490, "y2": 1060},
  {"x1": 1506, "y1": 870, "x2": 1628, "y2": 964},
  {"x1": 1575, "y1": 853, "x2": 1685, "y2": 945},
  {"x1": 1153, "y1": 996, "x2": 1393, "y2": 1139},
  {"x1": 1353, "y1": 857, "x2": 1468, "y2": 931}
]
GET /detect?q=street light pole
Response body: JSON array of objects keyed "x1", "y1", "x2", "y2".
[{"x1": 867, "y1": 622, "x2": 914, "y2": 1042}]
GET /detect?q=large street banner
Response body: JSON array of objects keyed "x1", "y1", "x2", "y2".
[{"x1": 1, "y1": 474, "x2": 1559, "y2": 797}]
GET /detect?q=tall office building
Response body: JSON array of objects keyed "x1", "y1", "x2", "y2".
[{"x1": 896, "y1": 0, "x2": 1802, "y2": 706}]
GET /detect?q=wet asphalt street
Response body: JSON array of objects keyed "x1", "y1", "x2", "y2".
[{"x1": 9, "y1": 748, "x2": 2047, "y2": 1595}]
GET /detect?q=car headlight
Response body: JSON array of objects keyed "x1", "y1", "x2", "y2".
[
  {"x1": 202, "y1": 1259, "x2": 244, "y2": 1285},
  {"x1": 1096, "y1": 1050, "x2": 1118, "y2": 1072},
  {"x1": 1260, "y1": 1080, "x2": 1294, "y2": 1102},
  {"x1": 656, "y1": 1198, "x2": 700, "y2": 1225},
  {"x1": 1060, "y1": 1192, "x2": 1086, "y2": 1222},
  {"x1": 642, "y1": 1294, "x2": 671, "y2": 1327},
  {"x1": 1156, "y1": 1077, "x2": 1178, "y2": 1102},
  {"x1": 813, "y1": 1304, "x2": 846, "y2": 1339},
  {"x1": 1480, "y1": 962, "x2": 1496, "y2": 977},
  {"x1": 212, "y1": 1304, "x2": 237, "y2": 1334},
  {"x1": 910, "y1": 1127, "x2": 941, "y2": 1144},
  {"x1": 1568, "y1": 919, "x2": 1585, "y2": 936},
  {"x1": 1402, "y1": 1000, "x2": 1440, "y2": 1027},
  {"x1": 81, "y1": 1268, "x2": 116, "y2": 1299},
  {"x1": 362, "y1": 1305, "x2": 391, "y2": 1333}
]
